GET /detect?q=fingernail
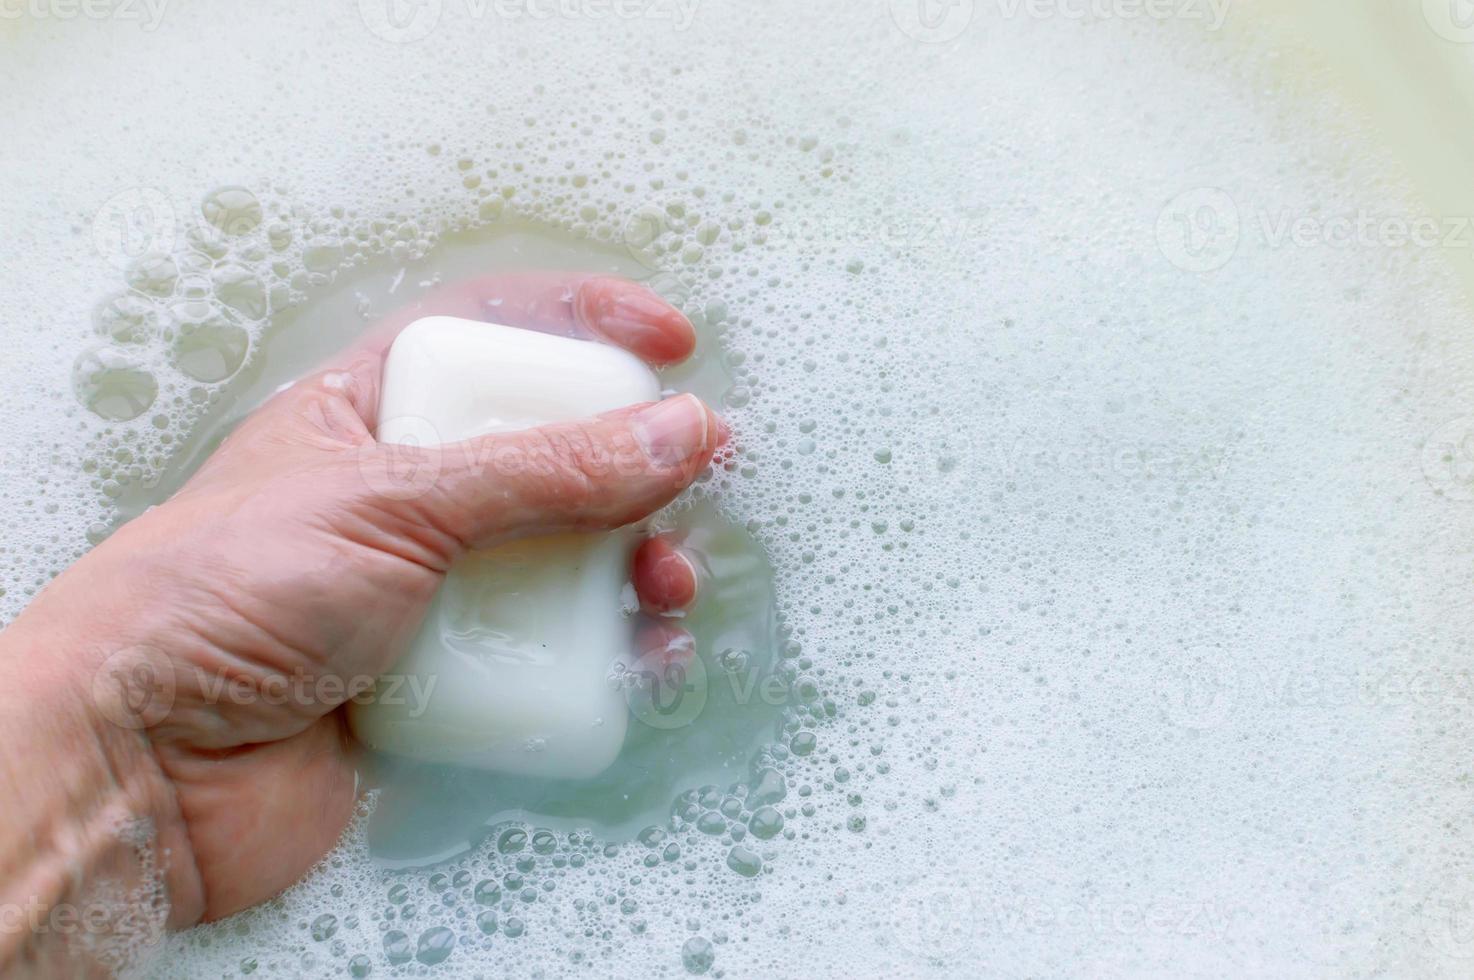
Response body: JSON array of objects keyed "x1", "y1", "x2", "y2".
[
  {"x1": 580, "y1": 280, "x2": 695, "y2": 364},
  {"x1": 633, "y1": 394, "x2": 708, "y2": 466},
  {"x1": 608, "y1": 287, "x2": 679, "y2": 326}
]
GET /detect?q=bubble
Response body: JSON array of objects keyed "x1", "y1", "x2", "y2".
[
  {"x1": 125, "y1": 253, "x2": 178, "y2": 296},
  {"x1": 72, "y1": 347, "x2": 157, "y2": 421},
  {"x1": 170, "y1": 309, "x2": 249, "y2": 382},
  {"x1": 725, "y1": 845, "x2": 761, "y2": 878},
  {"x1": 382, "y1": 931, "x2": 411, "y2": 966},
  {"x1": 415, "y1": 927, "x2": 456, "y2": 966},
  {"x1": 213, "y1": 265, "x2": 268, "y2": 320},
  {"x1": 309, "y1": 914, "x2": 337, "y2": 941},
  {"x1": 748, "y1": 807, "x2": 784, "y2": 840},
  {"x1": 93, "y1": 292, "x2": 159, "y2": 344},
  {"x1": 681, "y1": 936, "x2": 715, "y2": 975},
  {"x1": 201, "y1": 187, "x2": 264, "y2": 236},
  {"x1": 22, "y1": 7, "x2": 1474, "y2": 979},
  {"x1": 302, "y1": 240, "x2": 344, "y2": 273}
]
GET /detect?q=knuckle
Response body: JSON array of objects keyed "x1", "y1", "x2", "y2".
[{"x1": 525, "y1": 425, "x2": 611, "y2": 508}]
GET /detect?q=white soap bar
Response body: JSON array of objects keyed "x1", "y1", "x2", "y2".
[{"x1": 347, "y1": 315, "x2": 660, "y2": 778}]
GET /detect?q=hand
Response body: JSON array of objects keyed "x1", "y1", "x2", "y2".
[{"x1": 0, "y1": 272, "x2": 724, "y2": 937}]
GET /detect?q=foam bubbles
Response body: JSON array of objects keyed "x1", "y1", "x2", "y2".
[{"x1": 2, "y1": 2, "x2": 1473, "y2": 977}]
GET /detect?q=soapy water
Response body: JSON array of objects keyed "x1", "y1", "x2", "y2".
[
  {"x1": 100, "y1": 223, "x2": 789, "y2": 861},
  {"x1": 6, "y1": 0, "x2": 1474, "y2": 976}
]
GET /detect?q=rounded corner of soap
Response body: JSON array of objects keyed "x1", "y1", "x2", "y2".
[{"x1": 389, "y1": 315, "x2": 450, "y2": 353}]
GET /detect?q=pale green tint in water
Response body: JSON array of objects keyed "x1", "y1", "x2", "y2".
[{"x1": 7, "y1": 2, "x2": 1474, "y2": 977}]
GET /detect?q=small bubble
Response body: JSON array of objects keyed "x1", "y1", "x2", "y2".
[
  {"x1": 681, "y1": 936, "x2": 715, "y2": 974},
  {"x1": 726, "y1": 845, "x2": 762, "y2": 878},
  {"x1": 310, "y1": 913, "x2": 338, "y2": 942},
  {"x1": 382, "y1": 930, "x2": 412, "y2": 966}
]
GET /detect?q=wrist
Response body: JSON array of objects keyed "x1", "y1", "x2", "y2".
[{"x1": 0, "y1": 610, "x2": 205, "y2": 973}]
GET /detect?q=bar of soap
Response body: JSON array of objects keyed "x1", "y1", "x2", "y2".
[{"x1": 347, "y1": 315, "x2": 660, "y2": 778}]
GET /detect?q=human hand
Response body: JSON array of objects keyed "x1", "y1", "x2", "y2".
[{"x1": 0, "y1": 272, "x2": 724, "y2": 936}]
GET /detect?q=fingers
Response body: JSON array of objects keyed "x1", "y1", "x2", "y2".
[
  {"x1": 393, "y1": 394, "x2": 721, "y2": 550},
  {"x1": 634, "y1": 620, "x2": 696, "y2": 669},
  {"x1": 633, "y1": 535, "x2": 699, "y2": 614},
  {"x1": 574, "y1": 277, "x2": 696, "y2": 366},
  {"x1": 300, "y1": 274, "x2": 695, "y2": 431}
]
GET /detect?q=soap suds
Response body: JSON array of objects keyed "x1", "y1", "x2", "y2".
[{"x1": 0, "y1": 2, "x2": 1472, "y2": 977}]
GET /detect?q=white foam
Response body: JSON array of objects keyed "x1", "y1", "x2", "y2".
[{"x1": 1, "y1": 2, "x2": 1472, "y2": 977}]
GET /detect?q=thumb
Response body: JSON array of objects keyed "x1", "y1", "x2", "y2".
[{"x1": 379, "y1": 394, "x2": 723, "y2": 550}]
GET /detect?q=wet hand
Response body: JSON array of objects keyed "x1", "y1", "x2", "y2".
[{"x1": 2, "y1": 273, "x2": 722, "y2": 924}]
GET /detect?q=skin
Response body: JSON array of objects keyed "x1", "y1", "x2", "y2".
[{"x1": 0, "y1": 273, "x2": 718, "y2": 972}]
